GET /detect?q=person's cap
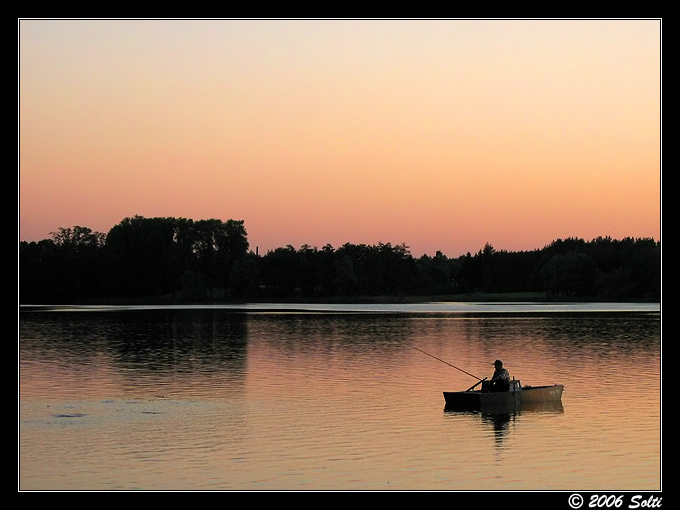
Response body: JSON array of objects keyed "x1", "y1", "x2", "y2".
[{"x1": 493, "y1": 359, "x2": 503, "y2": 366}]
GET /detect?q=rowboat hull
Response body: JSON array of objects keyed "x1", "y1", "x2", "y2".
[{"x1": 443, "y1": 384, "x2": 564, "y2": 412}]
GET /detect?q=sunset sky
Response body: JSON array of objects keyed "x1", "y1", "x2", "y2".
[{"x1": 19, "y1": 19, "x2": 661, "y2": 257}]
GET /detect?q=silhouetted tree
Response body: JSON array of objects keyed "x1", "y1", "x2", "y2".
[
  {"x1": 540, "y1": 252, "x2": 598, "y2": 297},
  {"x1": 18, "y1": 218, "x2": 660, "y2": 303},
  {"x1": 105, "y1": 216, "x2": 180, "y2": 298}
]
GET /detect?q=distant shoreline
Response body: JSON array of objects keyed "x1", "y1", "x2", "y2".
[{"x1": 19, "y1": 291, "x2": 660, "y2": 307}]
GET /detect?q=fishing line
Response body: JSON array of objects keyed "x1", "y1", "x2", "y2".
[{"x1": 404, "y1": 343, "x2": 483, "y2": 381}]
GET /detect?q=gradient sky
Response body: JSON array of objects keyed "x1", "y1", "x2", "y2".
[{"x1": 19, "y1": 19, "x2": 661, "y2": 257}]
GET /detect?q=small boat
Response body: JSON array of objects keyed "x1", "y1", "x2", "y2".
[{"x1": 443, "y1": 380, "x2": 564, "y2": 412}]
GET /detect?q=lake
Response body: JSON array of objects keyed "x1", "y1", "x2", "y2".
[{"x1": 19, "y1": 302, "x2": 661, "y2": 492}]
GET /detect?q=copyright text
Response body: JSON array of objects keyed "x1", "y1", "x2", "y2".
[{"x1": 568, "y1": 494, "x2": 662, "y2": 509}]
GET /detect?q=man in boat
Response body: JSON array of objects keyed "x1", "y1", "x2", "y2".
[{"x1": 481, "y1": 360, "x2": 511, "y2": 392}]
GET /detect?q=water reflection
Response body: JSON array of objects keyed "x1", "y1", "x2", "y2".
[
  {"x1": 445, "y1": 400, "x2": 565, "y2": 450},
  {"x1": 484, "y1": 413, "x2": 516, "y2": 449},
  {"x1": 19, "y1": 305, "x2": 660, "y2": 490},
  {"x1": 19, "y1": 309, "x2": 251, "y2": 400},
  {"x1": 444, "y1": 400, "x2": 565, "y2": 415}
]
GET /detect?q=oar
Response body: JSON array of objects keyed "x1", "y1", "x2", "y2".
[
  {"x1": 465, "y1": 377, "x2": 487, "y2": 392},
  {"x1": 404, "y1": 343, "x2": 484, "y2": 382}
]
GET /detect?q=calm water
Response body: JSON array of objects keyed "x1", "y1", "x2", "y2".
[{"x1": 19, "y1": 303, "x2": 661, "y2": 491}]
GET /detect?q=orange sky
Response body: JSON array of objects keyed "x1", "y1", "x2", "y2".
[{"x1": 19, "y1": 19, "x2": 661, "y2": 257}]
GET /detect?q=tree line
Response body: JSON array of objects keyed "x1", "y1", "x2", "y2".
[{"x1": 19, "y1": 215, "x2": 660, "y2": 303}]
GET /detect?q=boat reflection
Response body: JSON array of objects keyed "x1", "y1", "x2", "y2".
[
  {"x1": 445, "y1": 400, "x2": 565, "y2": 446},
  {"x1": 444, "y1": 399, "x2": 564, "y2": 415}
]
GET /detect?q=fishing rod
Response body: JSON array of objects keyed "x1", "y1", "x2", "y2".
[{"x1": 405, "y1": 343, "x2": 483, "y2": 381}]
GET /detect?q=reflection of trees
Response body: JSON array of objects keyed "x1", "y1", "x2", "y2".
[
  {"x1": 463, "y1": 314, "x2": 659, "y2": 345},
  {"x1": 20, "y1": 309, "x2": 250, "y2": 379},
  {"x1": 20, "y1": 217, "x2": 660, "y2": 303},
  {"x1": 248, "y1": 313, "x2": 416, "y2": 362}
]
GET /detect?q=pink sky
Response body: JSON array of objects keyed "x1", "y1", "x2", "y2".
[{"x1": 19, "y1": 19, "x2": 661, "y2": 257}]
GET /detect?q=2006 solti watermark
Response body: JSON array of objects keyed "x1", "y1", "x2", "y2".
[{"x1": 568, "y1": 494, "x2": 662, "y2": 509}]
